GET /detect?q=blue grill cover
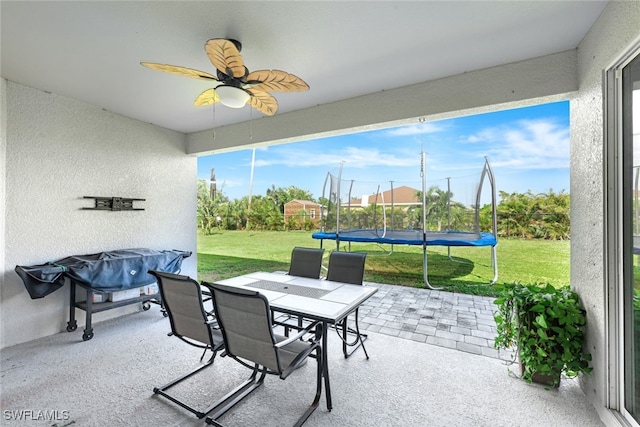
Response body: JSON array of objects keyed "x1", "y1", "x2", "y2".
[{"x1": 15, "y1": 248, "x2": 191, "y2": 299}]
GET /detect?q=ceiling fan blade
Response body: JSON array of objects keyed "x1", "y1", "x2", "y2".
[
  {"x1": 247, "y1": 89, "x2": 278, "y2": 116},
  {"x1": 246, "y1": 70, "x2": 309, "y2": 92},
  {"x1": 140, "y1": 62, "x2": 218, "y2": 81},
  {"x1": 194, "y1": 88, "x2": 220, "y2": 107},
  {"x1": 205, "y1": 39, "x2": 246, "y2": 79}
]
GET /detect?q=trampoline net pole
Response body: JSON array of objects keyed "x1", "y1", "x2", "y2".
[
  {"x1": 320, "y1": 172, "x2": 330, "y2": 233},
  {"x1": 347, "y1": 178, "x2": 355, "y2": 252},
  {"x1": 347, "y1": 179, "x2": 354, "y2": 232},
  {"x1": 421, "y1": 150, "x2": 427, "y2": 237},
  {"x1": 421, "y1": 149, "x2": 428, "y2": 284},
  {"x1": 390, "y1": 181, "x2": 395, "y2": 229},
  {"x1": 635, "y1": 166, "x2": 639, "y2": 235},
  {"x1": 447, "y1": 177, "x2": 452, "y2": 259},
  {"x1": 336, "y1": 163, "x2": 343, "y2": 234},
  {"x1": 390, "y1": 180, "x2": 395, "y2": 251},
  {"x1": 381, "y1": 185, "x2": 386, "y2": 237},
  {"x1": 475, "y1": 157, "x2": 496, "y2": 236}
]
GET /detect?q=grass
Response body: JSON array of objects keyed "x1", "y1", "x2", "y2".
[{"x1": 197, "y1": 230, "x2": 570, "y2": 298}]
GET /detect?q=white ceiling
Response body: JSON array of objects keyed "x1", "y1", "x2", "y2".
[{"x1": 1, "y1": 1, "x2": 608, "y2": 134}]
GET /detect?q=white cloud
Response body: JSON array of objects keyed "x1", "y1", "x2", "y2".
[
  {"x1": 463, "y1": 128, "x2": 500, "y2": 144},
  {"x1": 216, "y1": 178, "x2": 245, "y2": 189},
  {"x1": 253, "y1": 159, "x2": 271, "y2": 167},
  {"x1": 252, "y1": 146, "x2": 419, "y2": 169},
  {"x1": 385, "y1": 122, "x2": 445, "y2": 136},
  {"x1": 461, "y1": 118, "x2": 569, "y2": 170}
]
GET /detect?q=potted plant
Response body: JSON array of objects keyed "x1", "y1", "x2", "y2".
[{"x1": 493, "y1": 283, "x2": 592, "y2": 387}]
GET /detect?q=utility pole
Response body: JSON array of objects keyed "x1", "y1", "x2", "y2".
[
  {"x1": 210, "y1": 168, "x2": 216, "y2": 200},
  {"x1": 247, "y1": 148, "x2": 256, "y2": 230}
]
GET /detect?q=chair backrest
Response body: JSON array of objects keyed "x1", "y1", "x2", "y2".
[
  {"x1": 149, "y1": 270, "x2": 215, "y2": 347},
  {"x1": 288, "y1": 247, "x2": 325, "y2": 278},
  {"x1": 326, "y1": 251, "x2": 367, "y2": 285},
  {"x1": 206, "y1": 283, "x2": 282, "y2": 373}
]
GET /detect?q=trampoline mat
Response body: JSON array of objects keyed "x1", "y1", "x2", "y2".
[{"x1": 247, "y1": 280, "x2": 330, "y2": 299}]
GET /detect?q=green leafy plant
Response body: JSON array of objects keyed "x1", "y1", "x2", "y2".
[{"x1": 493, "y1": 283, "x2": 592, "y2": 387}]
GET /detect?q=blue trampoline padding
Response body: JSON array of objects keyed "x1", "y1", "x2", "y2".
[{"x1": 312, "y1": 229, "x2": 497, "y2": 247}]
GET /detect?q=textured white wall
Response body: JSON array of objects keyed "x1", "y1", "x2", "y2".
[
  {"x1": 1, "y1": 81, "x2": 196, "y2": 348},
  {"x1": 571, "y1": 2, "x2": 640, "y2": 422},
  {"x1": 0, "y1": 79, "x2": 6, "y2": 348}
]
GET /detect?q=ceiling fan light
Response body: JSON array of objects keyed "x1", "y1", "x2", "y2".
[{"x1": 216, "y1": 85, "x2": 250, "y2": 108}]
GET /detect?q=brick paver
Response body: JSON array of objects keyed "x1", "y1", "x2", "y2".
[{"x1": 356, "y1": 282, "x2": 514, "y2": 360}]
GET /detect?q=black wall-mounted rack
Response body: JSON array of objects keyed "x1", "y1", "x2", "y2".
[{"x1": 82, "y1": 196, "x2": 145, "y2": 211}]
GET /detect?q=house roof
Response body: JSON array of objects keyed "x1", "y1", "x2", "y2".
[
  {"x1": 1, "y1": 2, "x2": 608, "y2": 136},
  {"x1": 351, "y1": 186, "x2": 421, "y2": 206},
  {"x1": 286, "y1": 199, "x2": 320, "y2": 207}
]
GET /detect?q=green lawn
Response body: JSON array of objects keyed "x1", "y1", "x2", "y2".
[{"x1": 197, "y1": 230, "x2": 570, "y2": 298}]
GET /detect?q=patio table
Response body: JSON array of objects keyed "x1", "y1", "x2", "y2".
[{"x1": 212, "y1": 271, "x2": 378, "y2": 410}]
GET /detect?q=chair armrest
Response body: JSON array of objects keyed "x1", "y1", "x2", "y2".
[
  {"x1": 278, "y1": 322, "x2": 322, "y2": 378},
  {"x1": 274, "y1": 320, "x2": 320, "y2": 348}
]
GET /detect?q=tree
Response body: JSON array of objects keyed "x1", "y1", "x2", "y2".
[
  {"x1": 413, "y1": 186, "x2": 470, "y2": 231},
  {"x1": 197, "y1": 179, "x2": 229, "y2": 234},
  {"x1": 351, "y1": 203, "x2": 385, "y2": 230},
  {"x1": 266, "y1": 185, "x2": 314, "y2": 214},
  {"x1": 479, "y1": 189, "x2": 570, "y2": 240},
  {"x1": 246, "y1": 196, "x2": 284, "y2": 230}
]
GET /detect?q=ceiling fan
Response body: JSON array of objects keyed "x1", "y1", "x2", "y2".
[{"x1": 141, "y1": 38, "x2": 309, "y2": 116}]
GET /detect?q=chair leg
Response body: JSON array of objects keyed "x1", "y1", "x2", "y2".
[
  {"x1": 341, "y1": 309, "x2": 369, "y2": 359},
  {"x1": 153, "y1": 353, "x2": 218, "y2": 418},
  {"x1": 294, "y1": 345, "x2": 324, "y2": 427},
  {"x1": 205, "y1": 366, "x2": 267, "y2": 425}
]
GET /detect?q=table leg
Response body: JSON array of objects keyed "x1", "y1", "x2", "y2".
[{"x1": 322, "y1": 321, "x2": 332, "y2": 411}]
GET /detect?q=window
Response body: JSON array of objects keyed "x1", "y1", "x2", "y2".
[
  {"x1": 310, "y1": 209, "x2": 316, "y2": 220},
  {"x1": 623, "y1": 51, "x2": 640, "y2": 424},
  {"x1": 609, "y1": 44, "x2": 640, "y2": 425}
]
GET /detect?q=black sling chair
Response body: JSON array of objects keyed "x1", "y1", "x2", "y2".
[
  {"x1": 148, "y1": 270, "x2": 225, "y2": 419},
  {"x1": 203, "y1": 282, "x2": 328, "y2": 427},
  {"x1": 326, "y1": 251, "x2": 370, "y2": 359},
  {"x1": 275, "y1": 247, "x2": 326, "y2": 335}
]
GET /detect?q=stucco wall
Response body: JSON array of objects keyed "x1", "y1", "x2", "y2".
[
  {"x1": 1, "y1": 81, "x2": 196, "y2": 348},
  {"x1": 0, "y1": 79, "x2": 7, "y2": 347},
  {"x1": 572, "y1": 1, "x2": 640, "y2": 423}
]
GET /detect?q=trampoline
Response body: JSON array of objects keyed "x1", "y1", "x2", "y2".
[
  {"x1": 312, "y1": 229, "x2": 497, "y2": 247},
  {"x1": 312, "y1": 150, "x2": 498, "y2": 289}
]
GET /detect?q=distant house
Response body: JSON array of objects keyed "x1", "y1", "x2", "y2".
[
  {"x1": 350, "y1": 185, "x2": 421, "y2": 208},
  {"x1": 284, "y1": 199, "x2": 321, "y2": 225}
]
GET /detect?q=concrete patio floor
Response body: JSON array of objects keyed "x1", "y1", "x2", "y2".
[{"x1": 0, "y1": 284, "x2": 603, "y2": 427}]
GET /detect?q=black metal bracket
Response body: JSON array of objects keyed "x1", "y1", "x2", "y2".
[{"x1": 82, "y1": 196, "x2": 145, "y2": 211}]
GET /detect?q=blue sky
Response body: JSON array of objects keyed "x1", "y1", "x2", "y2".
[{"x1": 197, "y1": 101, "x2": 569, "y2": 206}]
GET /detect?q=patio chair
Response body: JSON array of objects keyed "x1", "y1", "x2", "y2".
[
  {"x1": 148, "y1": 270, "x2": 225, "y2": 419},
  {"x1": 326, "y1": 251, "x2": 369, "y2": 359},
  {"x1": 202, "y1": 282, "x2": 327, "y2": 427},
  {"x1": 277, "y1": 247, "x2": 326, "y2": 334},
  {"x1": 288, "y1": 247, "x2": 325, "y2": 278}
]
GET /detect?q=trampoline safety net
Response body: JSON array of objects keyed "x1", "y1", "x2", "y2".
[{"x1": 314, "y1": 155, "x2": 497, "y2": 244}]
